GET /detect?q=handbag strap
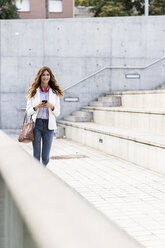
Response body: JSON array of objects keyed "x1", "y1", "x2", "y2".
[
  {"x1": 23, "y1": 112, "x2": 33, "y2": 124},
  {"x1": 23, "y1": 112, "x2": 27, "y2": 124}
]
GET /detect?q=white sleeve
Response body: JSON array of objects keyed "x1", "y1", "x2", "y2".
[
  {"x1": 51, "y1": 95, "x2": 60, "y2": 117},
  {"x1": 26, "y1": 98, "x2": 36, "y2": 116}
]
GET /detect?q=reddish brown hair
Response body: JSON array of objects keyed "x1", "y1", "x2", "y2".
[{"x1": 27, "y1": 66, "x2": 64, "y2": 98}]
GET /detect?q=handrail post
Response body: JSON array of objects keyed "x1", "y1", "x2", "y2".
[{"x1": 145, "y1": 0, "x2": 149, "y2": 16}]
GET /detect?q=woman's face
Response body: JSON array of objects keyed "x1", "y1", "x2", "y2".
[{"x1": 41, "y1": 70, "x2": 50, "y2": 86}]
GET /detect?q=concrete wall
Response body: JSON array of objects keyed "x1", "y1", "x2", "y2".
[{"x1": 1, "y1": 16, "x2": 165, "y2": 128}]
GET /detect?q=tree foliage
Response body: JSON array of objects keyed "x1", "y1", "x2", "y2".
[
  {"x1": 0, "y1": 0, "x2": 19, "y2": 19},
  {"x1": 75, "y1": 0, "x2": 165, "y2": 16},
  {"x1": 150, "y1": 0, "x2": 165, "y2": 15}
]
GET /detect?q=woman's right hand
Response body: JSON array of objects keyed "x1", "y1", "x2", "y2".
[{"x1": 34, "y1": 102, "x2": 45, "y2": 110}]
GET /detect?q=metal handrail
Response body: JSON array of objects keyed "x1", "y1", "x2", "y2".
[
  {"x1": 19, "y1": 55, "x2": 165, "y2": 111},
  {"x1": 64, "y1": 56, "x2": 165, "y2": 91}
]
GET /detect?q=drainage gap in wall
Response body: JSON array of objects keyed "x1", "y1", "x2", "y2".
[{"x1": 50, "y1": 154, "x2": 88, "y2": 160}]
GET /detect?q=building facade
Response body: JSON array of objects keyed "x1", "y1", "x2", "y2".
[
  {"x1": 16, "y1": 0, "x2": 73, "y2": 19},
  {"x1": 74, "y1": 6, "x2": 94, "y2": 18}
]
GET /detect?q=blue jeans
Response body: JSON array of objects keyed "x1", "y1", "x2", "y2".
[{"x1": 33, "y1": 119, "x2": 54, "y2": 166}]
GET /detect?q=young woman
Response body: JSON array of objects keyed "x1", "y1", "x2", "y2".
[{"x1": 26, "y1": 66, "x2": 64, "y2": 166}]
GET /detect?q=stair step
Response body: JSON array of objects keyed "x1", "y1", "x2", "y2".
[
  {"x1": 105, "y1": 89, "x2": 165, "y2": 109},
  {"x1": 82, "y1": 106, "x2": 165, "y2": 135},
  {"x1": 98, "y1": 96, "x2": 121, "y2": 104},
  {"x1": 56, "y1": 125, "x2": 65, "y2": 138},
  {"x1": 72, "y1": 111, "x2": 93, "y2": 120},
  {"x1": 58, "y1": 120, "x2": 165, "y2": 175},
  {"x1": 89, "y1": 101, "x2": 121, "y2": 107},
  {"x1": 64, "y1": 115, "x2": 92, "y2": 122},
  {"x1": 106, "y1": 89, "x2": 165, "y2": 95},
  {"x1": 83, "y1": 106, "x2": 165, "y2": 113}
]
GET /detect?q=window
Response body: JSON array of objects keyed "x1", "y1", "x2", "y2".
[
  {"x1": 49, "y1": 0, "x2": 63, "y2": 12},
  {"x1": 16, "y1": 0, "x2": 30, "y2": 12}
]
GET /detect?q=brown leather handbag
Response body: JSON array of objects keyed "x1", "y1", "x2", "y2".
[{"x1": 18, "y1": 113, "x2": 34, "y2": 143}]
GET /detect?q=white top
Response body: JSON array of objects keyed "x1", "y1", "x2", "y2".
[
  {"x1": 26, "y1": 88, "x2": 60, "y2": 130},
  {"x1": 37, "y1": 88, "x2": 49, "y2": 119}
]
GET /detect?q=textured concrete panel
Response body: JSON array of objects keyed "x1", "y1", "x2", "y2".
[
  {"x1": 111, "y1": 16, "x2": 165, "y2": 58},
  {"x1": 1, "y1": 20, "x2": 44, "y2": 57},
  {"x1": 1, "y1": 93, "x2": 26, "y2": 129},
  {"x1": 43, "y1": 19, "x2": 112, "y2": 57},
  {"x1": 1, "y1": 57, "x2": 45, "y2": 93},
  {"x1": 110, "y1": 61, "x2": 165, "y2": 91},
  {"x1": 43, "y1": 57, "x2": 111, "y2": 89},
  {"x1": 60, "y1": 68, "x2": 111, "y2": 119}
]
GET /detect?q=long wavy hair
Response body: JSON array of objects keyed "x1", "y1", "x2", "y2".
[{"x1": 27, "y1": 66, "x2": 64, "y2": 98}]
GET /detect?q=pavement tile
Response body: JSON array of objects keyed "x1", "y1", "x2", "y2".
[{"x1": 11, "y1": 136, "x2": 165, "y2": 248}]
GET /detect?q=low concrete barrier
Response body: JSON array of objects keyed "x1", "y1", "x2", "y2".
[{"x1": 0, "y1": 130, "x2": 144, "y2": 248}]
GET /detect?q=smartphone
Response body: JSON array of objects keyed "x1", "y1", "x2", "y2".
[{"x1": 42, "y1": 100, "x2": 47, "y2": 103}]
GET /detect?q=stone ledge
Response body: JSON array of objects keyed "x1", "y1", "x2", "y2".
[
  {"x1": 82, "y1": 106, "x2": 165, "y2": 115},
  {"x1": 59, "y1": 120, "x2": 165, "y2": 149},
  {"x1": 108, "y1": 89, "x2": 165, "y2": 95}
]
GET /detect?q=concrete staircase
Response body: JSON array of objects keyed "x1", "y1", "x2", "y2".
[
  {"x1": 63, "y1": 95, "x2": 121, "y2": 122},
  {"x1": 64, "y1": 111, "x2": 93, "y2": 122},
  {"x1": 58, "y1": 89, "x2": 165, "y2": 174}
]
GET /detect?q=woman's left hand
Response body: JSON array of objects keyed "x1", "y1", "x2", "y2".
[{"x1": 43, "y1": 101, "x2": 54, "y2": 111}]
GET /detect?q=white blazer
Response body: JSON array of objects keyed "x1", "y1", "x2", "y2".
[{"x1": 26, "y1": 88, "x2": 60, "y2": 130}]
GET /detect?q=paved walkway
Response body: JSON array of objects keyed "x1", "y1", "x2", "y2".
[{"x1": 13, "y1": 135, "x2": 165, "y2": 248}]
